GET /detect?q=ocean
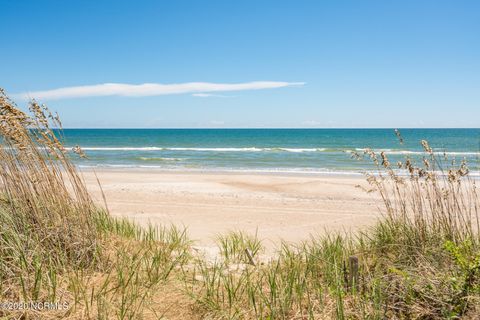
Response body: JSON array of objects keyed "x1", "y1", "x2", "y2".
[{"x1": 60, "y1": 129, "x2": 480, "y2": 175}]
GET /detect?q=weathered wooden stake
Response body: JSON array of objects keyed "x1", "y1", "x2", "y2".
[
  {"x1": 245, "y1": 248, "x2": 255, "y2": 266},
  {"x1": 348, "y1": 255, "x2": 359, "y2": 291}
]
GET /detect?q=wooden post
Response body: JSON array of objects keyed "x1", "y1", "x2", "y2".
[
  {"x1": 348, "y1": 256, "x2": 359, "y2": 292},
  {"x1": 245, "y1": 248, "x2": 255, "y2": 266}
]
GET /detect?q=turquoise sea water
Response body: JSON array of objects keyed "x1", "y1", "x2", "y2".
[{"x1": 61, "y1": 129, "x2": 480, "y2": 175}]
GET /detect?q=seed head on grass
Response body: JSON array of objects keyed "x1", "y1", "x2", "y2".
[{"x1": 0, "y1": 89, "x2": 194, "y2": 319}]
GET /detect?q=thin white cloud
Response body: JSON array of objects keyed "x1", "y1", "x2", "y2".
[
  {"x1": 192, "y1": 93, "x2": 233, "y2": 98},
  {"x1": 16, "y1": 81, "x2": 305, "y2": 100},
  {"x1": 192, "y1": 93, "x2": 215, "y2": 97}
]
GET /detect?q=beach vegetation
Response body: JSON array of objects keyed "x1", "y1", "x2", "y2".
[
  {"x1": 0, "y1": 90, "x2": 194, "y2": 319},
  {"x1": 0, "y1": 89, "x2": 479, "y2": 319},
  {"x1": 187, "y1": 133, "x2": 480, "y2": 319}
]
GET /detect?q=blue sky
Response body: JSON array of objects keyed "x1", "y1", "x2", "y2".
[{"x1": 1, "y1": 0, "x2": 479, "y2": 128}]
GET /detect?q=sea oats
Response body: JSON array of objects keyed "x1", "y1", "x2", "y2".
[{"x1": 394, "y1": 128, "x2": 404, "y2": 144}]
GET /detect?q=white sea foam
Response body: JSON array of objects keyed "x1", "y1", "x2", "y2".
[
  {"x1": 274, "y1": 148, "x2": 322, "y2": 152},
  {"x1": 80, "y1": 147, "x2": 164, "y2": 151},
  {"x1": 77, "y1": 163, "x2": 480, "y2": 178},
  {"x1": 74, "y1": 147, "x2": 327, "y2": 152},
  {"x1": 73, "y1": 146, "x2": 480, "y2": 155},
  {"x1": 354, "y1": 148, "x2": 480, "y2": 156},
  {"x1": 77, "y1": 164, "x2": 363, "y2": 175},
  {"x1": 138, "y1": 157, "x2": 184, "y2": 161},
  {"x1": 167, "y1": 147, "x2": 263, "y2": 152}
]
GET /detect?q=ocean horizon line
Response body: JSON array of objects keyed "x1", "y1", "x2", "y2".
[{"x1": 58, "y1": 127, "x2": 480, "y2": 130}]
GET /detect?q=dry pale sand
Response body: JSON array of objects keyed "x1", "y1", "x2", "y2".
[{"x1": 82, "y1": 170, "x2": 381, "y2": 250}]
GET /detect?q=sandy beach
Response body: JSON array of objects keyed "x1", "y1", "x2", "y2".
[{"x1": 83, "y1": 170, "x2": 381, "y2": 249}]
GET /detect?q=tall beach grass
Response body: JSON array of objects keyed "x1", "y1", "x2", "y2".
[
  {"x1": 0, "y1": 90, "x2": 194, "y2": 319},
  {"x1": 1, "y1": 89, "x2": 479, "y2": 319},
  {"x1": 187, "y1": 134, "x2": 480, "y2": 319}
]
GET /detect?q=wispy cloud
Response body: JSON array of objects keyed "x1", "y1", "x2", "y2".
[
  {"x1": 192, "y1": 93, "x2": 216, "y2": 98},
  {"x1": 16, "y1": 81, "x2": 305, "y2": 100},
  {"x1": 192, "y1": 93, "x2": 233, "y2": 98}
]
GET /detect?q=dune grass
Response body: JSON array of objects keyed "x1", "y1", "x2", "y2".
[
  {"x1": 186, "y1": 135, "x2": 480, "y2": 319},
  {"x1": 0, "y1": 90, "x2": 194, "y2": 319},
  {"x1": 0, "y1": 89, "x2": 479, "y2": 319}
]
